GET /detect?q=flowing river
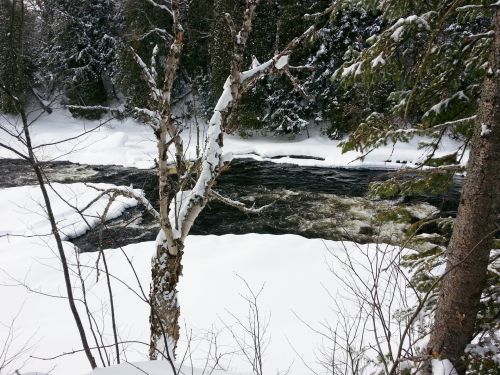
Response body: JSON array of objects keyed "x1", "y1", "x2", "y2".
[{"x1": 0, "y1": 158, "x2": 463, "y2": 252}]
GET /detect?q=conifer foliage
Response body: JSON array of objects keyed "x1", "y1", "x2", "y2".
[
  {"x1": 334, "y1": 1, "x2": 499, "y2": 373},
  {"x1": 39, "y1": 0, "x2": 121, "y2": 116},
  {"x1": 0, "y1": 0, "x2": 31, "y2": 112}
]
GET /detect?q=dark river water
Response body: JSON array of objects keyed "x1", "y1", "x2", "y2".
[{"x1": 0, "y1": 158, "x2": 463, "y2": 252}]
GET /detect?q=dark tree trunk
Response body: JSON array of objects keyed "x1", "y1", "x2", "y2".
[{"x1": 426, "y1": 9, "x2": 500, "y2": 375}]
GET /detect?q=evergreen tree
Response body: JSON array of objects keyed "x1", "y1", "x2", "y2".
[
  {"x1": 0, "y1": 0, "x2": 28, "y2": 112},
  {"x1": 336, "y1": 0, "x2": 491, "y2": 160},
  {"x1": 209, "y1": 0, "x2": 244, "y2": 99},
  {"x1": 40, "y1": 0, "x2": 121, "y2": 117},
  {"x1": 335, "y1": 1, "x2": 499, "y2": 373},
  {"x1": 207, "y1": 0, "x2": 384, "y2": 137},
  {"x1": 250, "y1": 0, "x2": 315, "y2": 135},
  {"x1": 264, "y1": 3, "x2": 384, "y2": 136},
  {"x1": 231, "y1": 0, "x2": 280, "y2": 133},
  {"x1": 183, "y1": 0, "x2": 214, "y2": 76},
  {"x1": 304, "y1": 7, "x2": 385, "y2": 138}
]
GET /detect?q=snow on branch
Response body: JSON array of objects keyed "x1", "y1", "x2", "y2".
[
  {"x1": 429, "y1": 115, "x2": 477, "y2": 131},
  {"x1": 137, "y1": 28, "x2": 174, "y2": 42},
  {"x1": 85, "y1": 184, "x2": 160, "y2": 221},
  {"x1": 457, "y1": 2, "x2": 500, "y2": 11},
  {"x1": 130, "y1": 47, "x2": 161, "y2": 101},
  {"x1": 145, "y1": 0, "x2": 174, "y2": 16},
  {"x1": 167, "y1": 25, "x2": 317, "y2": 241},
  {"x1": 388, "y1": 14, "x2": 430, "y2": 42},
  {"x1": 466, "y1": 30, "x2": 495, "y2": 41},
  {"x1": 64, "y1": 105, "x2": 127, "y2": 117},
  {"x1": 334, "y1": 13, "x2": 433, "y2": 79},
  {"x1": 209, "y1": 190, "x2": 274, "y2": 214},
  {"x1": 422, "y1": 91, "x2": 470, "y2": 119},
  {"x1": 133, "y1": 107, "x2": 162, "y2": 127},
  {"x1": 304, "y1": 0, "x2": 345, "y2": 21}
]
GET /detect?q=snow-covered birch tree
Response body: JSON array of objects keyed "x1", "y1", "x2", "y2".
[{"x1": 123, "y1": 0, "x2": 318, "y2": 360}]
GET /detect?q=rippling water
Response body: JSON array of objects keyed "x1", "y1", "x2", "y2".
[{"x1": 0, "y1": 158, "x2": 462, "y2": 252}]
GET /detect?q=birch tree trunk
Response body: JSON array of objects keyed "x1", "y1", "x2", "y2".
[
  {"x1": 149, "y1": 241, "x2": 184, "y2": 359},
  {"x1": 144, "y1": 0, "x2": 316, "y2": 359},
  {"x1": 426, "y1": 9, "x2": 500, "y2": 375},
  {"x1": 149, "y1": 0, "x2": 184, "y2": 358}
]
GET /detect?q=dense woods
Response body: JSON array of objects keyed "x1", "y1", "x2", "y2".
[{"x1": 0, "y1": 0, "x2": 383, "y2": 136}]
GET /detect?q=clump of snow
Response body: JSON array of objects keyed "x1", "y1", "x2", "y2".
[
  {"x1": 372, "y1": 53, "x2": 386, "y2": 67},
  {"x1": 389, "y1": 15, "x2": 430, "y2": 42},
  {"x1": 341, "y1": 61, "x2": 362, "y2": 78},
  {"x1": 391, "y1": 25, "x2": 405, "y2": 41},
  {"x1": 431, "y1": 359, "x2": 458, "y2": 375},
  {"x1": 481, "y1": 123, "x2": 492, "y2": 137},
  {"x1": 275, "y1": 55, "x2": 289, "y2": 70}
]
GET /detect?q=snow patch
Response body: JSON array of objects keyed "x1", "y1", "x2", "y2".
[
  {"x1": 372, "y1": 53, "x2": 386, "y2": 67},
  {"x1": 431, "y1": 359, "x2": 458, "y2": 375}
]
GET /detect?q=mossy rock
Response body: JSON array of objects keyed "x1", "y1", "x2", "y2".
[
  {"x1": 408, "y1": 217, "x2": 453, "y2": 238},
  {"x1": 358, "y1": 225, "x2": 375, "y2": 236},
  {"x1": 374, "y1": 207, "x2": 414, "y2": 224},
  {"x1": 425, "y1": 152, "x2": 457, "y2": 167}
]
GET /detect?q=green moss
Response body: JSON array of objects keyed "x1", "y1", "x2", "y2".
[
  {"x1": 425, "y1": 152, "x2": 458, "y2": 167},
  {"x1": 374, "y1": 207, "x2": 413, "y2": 224},
  {"x1": 369, "y1": 172, "x2": 455, "y2": 199}
]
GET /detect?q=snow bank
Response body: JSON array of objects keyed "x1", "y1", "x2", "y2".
[
  {"x1": 0, "y1": 227, "x2": 408, "y2": 375},
  {"x1": 224, "y1": 133, "x2": 464, "y2": 169},
  {"x1": 0, "y1": 110, "x2": 465, "y2": 170},
  {"x1": 0, "y1": 111, "x2": 157, "y2": 169},
  {"x1": 0, "y1": 182, "x2": 138, "y2": 240}
]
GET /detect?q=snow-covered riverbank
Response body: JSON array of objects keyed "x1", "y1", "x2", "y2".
[
  {"x1": 0, "y1": 183, "x2": 414, "y2": 375},
  {"x1": 0, "y1": 110, "x2": 465, "y2": 170}
]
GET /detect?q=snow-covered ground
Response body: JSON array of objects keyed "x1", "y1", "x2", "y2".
[
  {"x1": 0, "y1": 183, "x2": 413, "y2": 375},
  {"x1": 0, "y1": 110, "x2": 465, "y2": 169}
]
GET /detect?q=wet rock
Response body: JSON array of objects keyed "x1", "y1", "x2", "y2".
[{"x1": 359, "y1": 225, "x2": 374, "y2": 236}]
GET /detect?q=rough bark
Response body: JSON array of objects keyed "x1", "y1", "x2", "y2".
[
  {"x1": 149, "y1": 0, "x2": 185, "y2": 360},
  {"x1": 149, "y1": 241, "x2": 184, "y2": 360},
  {"x1": 426, "y1": 9, "x2": 500, "y2": 375}
]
